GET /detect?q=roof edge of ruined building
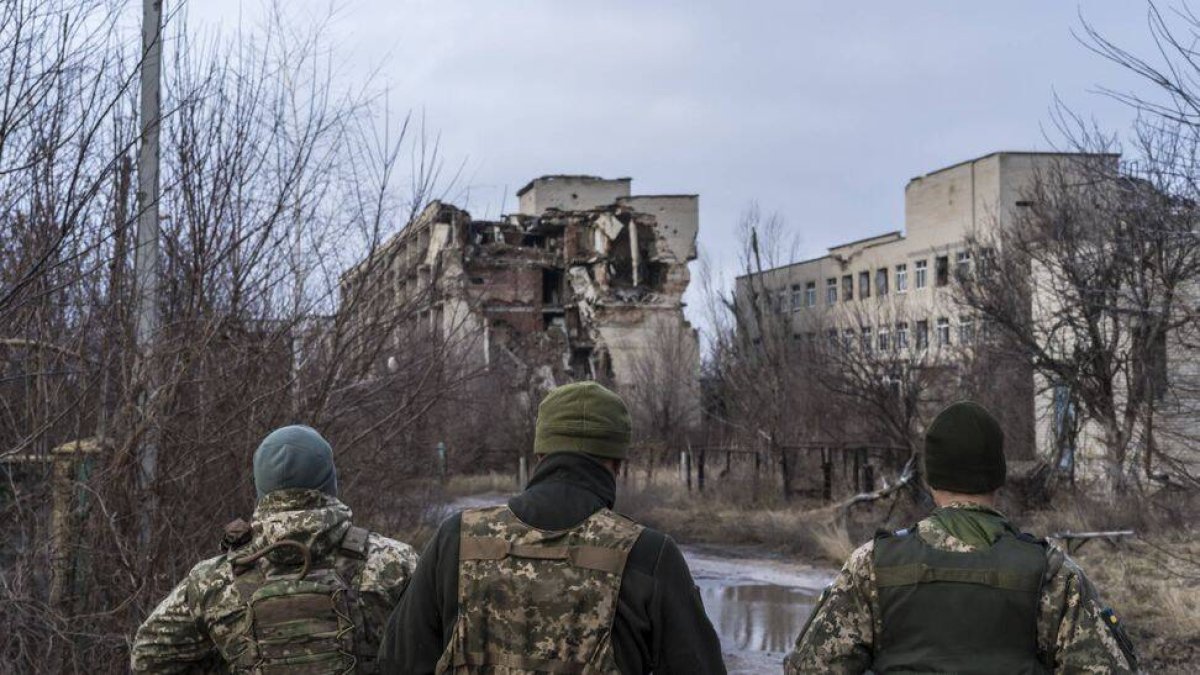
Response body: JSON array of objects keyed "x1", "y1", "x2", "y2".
[
  {"x1": 515, "y1": 175, "x2": 633, "y2": 197},
  {"x1": 338, "y1": 200, "x2": 470, "y2": 283},
  {"x1": 906, "y1": 150, "x2": 1121, "y2": 185}
]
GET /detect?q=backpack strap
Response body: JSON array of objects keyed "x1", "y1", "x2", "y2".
[
  {"x1": 995, "y1": 516, "x2": 1048, "y2": 548},
  {"x1": 340, "y1": 525, "x2": 370, "y2": 559},
  {"x1": 220, "y1": 518, "x2": 252, "y2": 552},
  {"x1": 332, "y1": 525, "x2": 376, "y2": 671},
  {"x1": 1015, "y1": 530, "x2": 1048, "y2": 547},
  {"x1": 875, "y1": 563, "x2": 1044, "y2": 592},
  {"x1": 334, "y1": 528, "x2": 370, "y2": 586},
  {"x1": 459, "y1": 537, "x2": 629, "y2": 575},
  {"x1": 874, "y1": 524, "x2": 917, "y2": 541}
]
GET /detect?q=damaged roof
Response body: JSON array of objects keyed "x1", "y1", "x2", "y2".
[{"x1": 516, "y1": 175, "x2": 632, "y2": 196}]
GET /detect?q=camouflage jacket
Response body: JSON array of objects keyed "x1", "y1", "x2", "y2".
[
  {"x1": 784, "y1": 503, "x2": 1138, "y2": 674},
  {"x1": 131, "y1": 489, "x2": 419, "y2": 674}
]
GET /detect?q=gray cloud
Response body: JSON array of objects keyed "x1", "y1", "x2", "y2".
[{"x1": 187, "y1": 0, "x2": 1158, "y2": 330}]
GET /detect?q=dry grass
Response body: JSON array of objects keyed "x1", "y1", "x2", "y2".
[
  {"x1": 1013, "y1": 491, "x2": 1200, "y2": 672},
  {"x1": 1071, "y1": 535, "x2": 1200, "y2": 672},
  {"x1": 808, "y1": 519, "x2": 856, "y2": 563},
  {"x1": 613, "y1": 474, "x2": 879, "y2": 565},
  {"x1": 443, "y1": 472, "x2": 519, "y2": 498}
]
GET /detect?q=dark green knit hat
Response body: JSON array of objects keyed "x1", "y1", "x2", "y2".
[
  {"x1": 923, "y1": 401, "x2": 1006, "y2": 494},
  {"x1": 534, "y1": 382, "x2": 631, "y2": 460}
]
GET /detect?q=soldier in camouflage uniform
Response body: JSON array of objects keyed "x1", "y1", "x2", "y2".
[
  {"x1": 379, "y1": 382, "x2": 726, "y2": 674},
  {"x1": 131, "y1": 425, "x2": 419, "y2": 673},
  {"x1": 784, "y1": 401, "x2": 1138, "y2": 674}
]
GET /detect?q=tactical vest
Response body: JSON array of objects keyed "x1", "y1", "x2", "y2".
[
  {"x1": 436, "y1": 505, "x2": 644, "y2": 674},
  {"x1": 872, "y1": 524, "x2": 1051, "y2": 674},
  {"x1": 218, "y1": 525, "x2": 380, "y2": 674}
]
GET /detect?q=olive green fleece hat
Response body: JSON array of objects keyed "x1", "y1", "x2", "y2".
[
  {"x1": 923, "y1": 401, "x2": 1006, "y2": 494},
  {"x1": 533, "y1": 381, "x2": 632, "y2": 460}
]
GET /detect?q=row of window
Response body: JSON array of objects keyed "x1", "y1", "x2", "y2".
[
  {"x1": 777, "y1": 252, "x2": 971, "y2": 312},
  {"x1": 795, "y1": 316, "x2": 976, "y2": 352}
]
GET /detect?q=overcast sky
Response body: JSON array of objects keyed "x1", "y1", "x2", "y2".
[{"x1": 188, "y1": 1, "x2": 1162, "y2": 328}]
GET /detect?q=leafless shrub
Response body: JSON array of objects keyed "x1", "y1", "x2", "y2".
[
  {"x1": 0, "y1": 4, "x2": 476, "y2": 671},
  {"x1": 702, "y1": 205, "x2": 937, "y2": 503},
  {"x1": 958, "y1": 146, "x2": 1200, "y2": 493}
]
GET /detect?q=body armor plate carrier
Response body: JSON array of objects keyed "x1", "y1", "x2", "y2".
[
  {"x1": 872, "y1": 524, "x2": 1051, "y2": 674},
  {"x1": 436, "y1": 505, "x2": 644, "y2": 674},
  {"x1": 221, "y1": 525, "x2": 378, "y2": 674}
]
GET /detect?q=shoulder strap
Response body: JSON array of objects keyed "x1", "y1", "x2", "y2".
[
  {"x1": 340, "y1": 525, "x2": 370, "y2": 559},
  {"x1": 458, "y1": 506, "x2": 639, "y2": 576},
  {"x1": 874, "y1": 525, "x2": 916, "y2": 541},
  {"x1": 335, "y1": 527, "x2": 371, "y2": 591},
  {"x1": 460, "y1": 505, "x2": 507, "y2": 528},
  {"x1": 458, "y1": 537, "x2": 629, "y2": 575},
  {"x1": 332, "y1": 533, "x2": 373, "y2": 669},
  {"x1": 1015, "y1": 530, "x2": 1048, "y2": 547},
  {"x1": 220, "y1": 518, "x2": 252, "y2": 552},
  {"x1": 996, "y1": 516, "x2": 1048, "y2": 546},
  {"x1": 230, "y1": 557, "x2": 265, "y2": 615},
  {"x1": 875, "y1": 563, "x2": 1044, "y2": 592}
]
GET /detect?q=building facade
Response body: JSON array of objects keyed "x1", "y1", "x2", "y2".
[
  {"x1": 339, "y1": 175, "x2": 702, "y2": 428},
  {"x1": 733, "y1": 152, "x2": 1121, "y2": 462}
]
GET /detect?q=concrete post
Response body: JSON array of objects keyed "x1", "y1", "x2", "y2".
[
  {"x1": 483, "y1": 322, "x2": 491, "y2": 368},
  {"x1": 629, "y1": 220, "x2": 640, "y2": 286}
]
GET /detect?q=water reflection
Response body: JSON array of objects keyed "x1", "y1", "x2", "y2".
[{"x1": 697, "y1": 581, "x2": 816, "y2": 655}]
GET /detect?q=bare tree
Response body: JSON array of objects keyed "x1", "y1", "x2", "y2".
[
  {"x1": 814, "y1": 303, "x2": 941, "y2": 458},
  {"x1": 620, "y1": 315, "x2": 702, "y2": 478},
  {"x1": 958, "y1": 148, "x2": 1200, "y2": 492},
  {"x1": 708, "y1": 205, "x2": 809, "y2": 498},
  {"x1": 0, "y1": 5, "x2": 475, "y2": 671},
  {"x1": 705, "y1": 207, "x2": 1016, "y2": 504}
]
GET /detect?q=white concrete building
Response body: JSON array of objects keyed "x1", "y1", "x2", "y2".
[{"x1": 735, "y1": 152, "x2": 1122, "y2": 461}]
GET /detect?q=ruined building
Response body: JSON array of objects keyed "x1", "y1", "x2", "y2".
[{"x1": 340, "y1": 175, "x2": 701, "y2": 427}]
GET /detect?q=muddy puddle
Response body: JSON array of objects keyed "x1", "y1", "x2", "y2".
[
  {"x1": 698, "y1": 583, "x2": 816, "y2": 658},
  {"x1": 684, "y1": 546, "x2": 835, "y2": 673}
]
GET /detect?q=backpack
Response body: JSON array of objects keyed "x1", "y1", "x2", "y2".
[
  {"x1": 436, "y1": 505, "x2": 644, "y2": 674},
  {"x1": 220, "y1": 525, "x2": 378, "y2": 674}
]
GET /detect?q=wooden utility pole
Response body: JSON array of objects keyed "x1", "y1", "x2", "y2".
[{"x1": 135, "y1": 0, "x2": 163, "y2": 530}]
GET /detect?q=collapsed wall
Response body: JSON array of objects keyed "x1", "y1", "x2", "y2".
[{"x1": 345, "y1": 176, "x2": 702, "y2": 428}]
